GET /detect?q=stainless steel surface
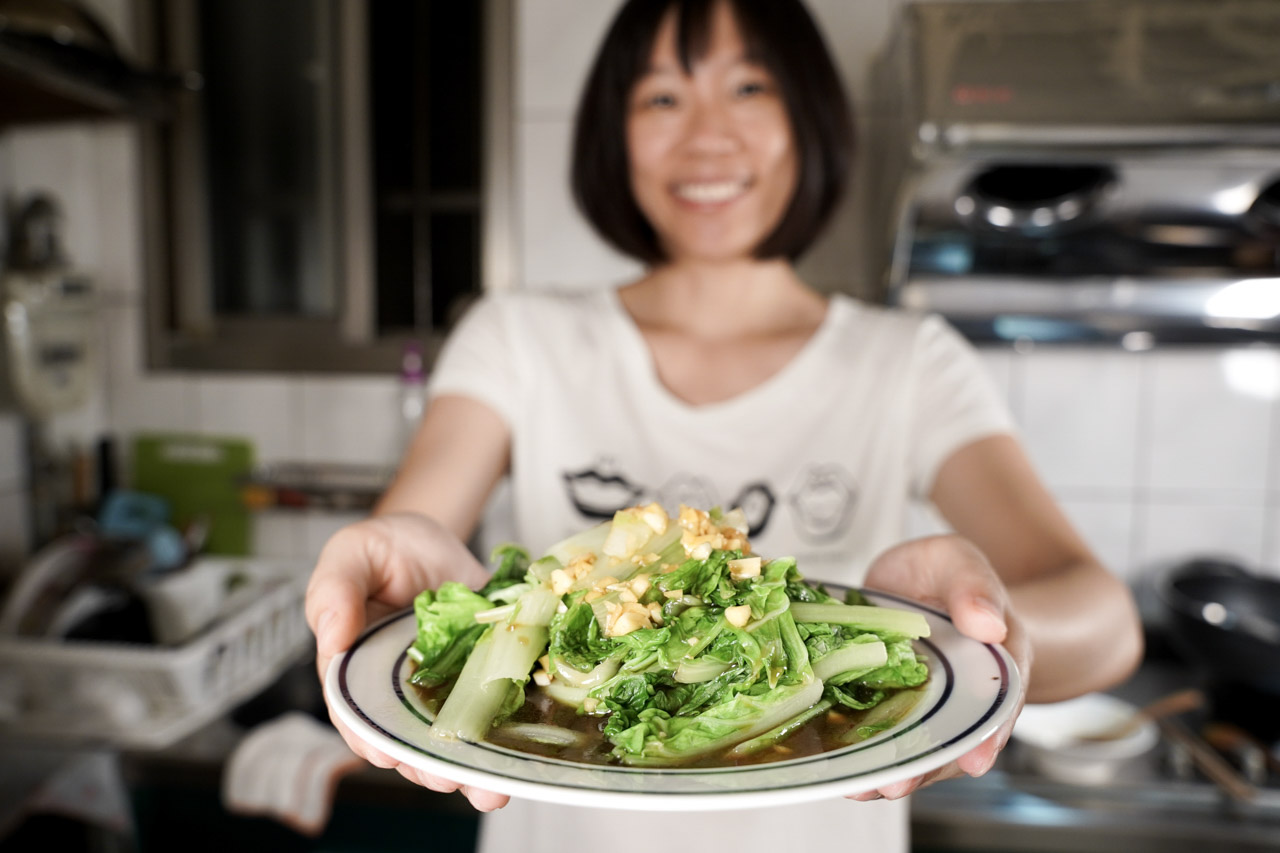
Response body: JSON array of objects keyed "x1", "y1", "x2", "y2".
[
  {"x1": 913, "y1": 768, "x2": 1280, "y2": 852},
  {"x1": 879, "y1": 0, "x2": 1280, "y2": 150},
  {"x1": 912, "y1": 657, "x2": 1280, "y2": 852},
  {"x1": 871, "y1": 0, "x2": 1280, "y2": 344}
]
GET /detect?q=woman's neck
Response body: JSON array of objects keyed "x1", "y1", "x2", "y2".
[
  {"x1": 620, "y1": 257, "x2": 826, "y2": 340},
  {"x1": 614, "y1": 257, "x2": 833, "y2": 406}
]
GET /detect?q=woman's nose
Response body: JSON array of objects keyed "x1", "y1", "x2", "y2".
[{"x1": 683, "y1": 99, "x2": 740, "y2": 154}]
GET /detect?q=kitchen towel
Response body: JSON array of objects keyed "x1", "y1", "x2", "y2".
[{"x1": 222, "y1": 711, "x2": 362, "y2": 837}]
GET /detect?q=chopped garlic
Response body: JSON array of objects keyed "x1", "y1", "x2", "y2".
[
  {"x1": 532, "y1": 669, "x2": 551, "y2": 686},
  {"x1": 728, "y1": 557, "x2": 762, "y2": 581},
  {"x1": 550, "y1": 568, "x2": 573, "y2": 595},
  {"x1": 676, "y1": 505, "x2": 752, "y2": 559},
  {"x1": 647, "y1": 602, "x2": 664, "y2": 625},
  {"x1": 608, "y1": 606, "x2": 650, "y2": 637},
  {"x1": 724, "y1": 605, "x2": 752, "y2": 628},
  {"x1": 566, "y1": 552, "x2": 596, "y2": 579},
  {"x1": 639, "y1": 502, "x2": 669, "y2": 534}
]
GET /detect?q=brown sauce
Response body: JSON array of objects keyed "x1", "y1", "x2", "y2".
[{"x1": 412, "y1": 680, "x2": 926, "y2": 768}]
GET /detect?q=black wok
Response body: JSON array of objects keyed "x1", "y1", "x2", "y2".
[{"x1": 1156, "y1": 558, "x2": 1280, "y2": 697}]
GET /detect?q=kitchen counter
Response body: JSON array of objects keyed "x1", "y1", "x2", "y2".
[
  {"x1": 5, "y1": 645, "x2": 1279, "y2": 851},
  {"x1": 913, "y1": 759, "x2": 1280, "y2": 853},
  {"x1": 913, "y1": 650, "x2": 1280, "y2": 852}
]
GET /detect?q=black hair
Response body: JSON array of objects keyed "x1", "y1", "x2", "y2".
[{"x1": 570, "y1": 0, "x2": 854, "y2": 265}]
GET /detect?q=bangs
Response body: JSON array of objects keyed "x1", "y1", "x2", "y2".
[{"x1": 668, "y1": 0, "x2": 769, "y2": 75}]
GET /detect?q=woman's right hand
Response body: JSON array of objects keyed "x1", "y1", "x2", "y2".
[{"x1": 304, "y1": 511, "x2": 511, "y2": 811}]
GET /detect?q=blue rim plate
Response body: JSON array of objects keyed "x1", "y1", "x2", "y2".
[{"x1": 325, "y1": 588, "x2": 1020, "y2": 811}]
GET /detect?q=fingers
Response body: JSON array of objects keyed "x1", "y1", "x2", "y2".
[
  {"x1": 394, "y1": 766, "x2": 510, "y2": 811},
  {"x1": 846, "y1": 764, "x2": 957, "y2": 801},
  {"x1": 328, "y1": 712, "x2": 510, "y2": 812},
  {"x1": 865, "y1": 535, "x2": 1009, "y2": 645}
]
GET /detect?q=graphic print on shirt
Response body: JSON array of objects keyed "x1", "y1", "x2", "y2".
[
  {"x1": 656, "y1": 473, "x2": 719, "y2": 518},
  {"x1": 560, "y1": 462, "x2": 776, "y2": 534},
  {"x1": 729, "y1": 482, "x2": 777, "y2": 536},
  {"x1": 562, "y1": 461, "x2": 645, "y2": 519},
  {"x1": 788, "y1": 463, "x2": 858, "y2": 542}
]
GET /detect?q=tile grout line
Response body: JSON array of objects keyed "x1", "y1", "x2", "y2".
[{"x1": 1127, "y1": 350, "x2": 1155, "y2": 579}]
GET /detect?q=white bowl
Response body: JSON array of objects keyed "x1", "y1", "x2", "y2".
[{"x1": 1012, "y1": 693, "x2": 1159, "y2": 785}]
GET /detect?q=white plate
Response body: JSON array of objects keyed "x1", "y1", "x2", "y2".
[{"x1": 325, "y1": 588, "x2": 1021, "y2": 811}]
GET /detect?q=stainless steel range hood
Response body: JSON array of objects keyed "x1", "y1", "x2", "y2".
[{"x1": 869, "y1": 0, "x2": 1280, "y2": 346}]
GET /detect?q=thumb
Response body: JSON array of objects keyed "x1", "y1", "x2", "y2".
[
  {"x1": 950, "y1": 590, "x2": 1008, "y2": 646},
  {"x1": 866, "y1": 535, "x2": 1009, "y2": 645},
  {"x1": 306, "y1": 528, "x2": 376, "y2": 676}
]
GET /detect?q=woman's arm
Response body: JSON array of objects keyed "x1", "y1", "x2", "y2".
[
  {"x1": 377, "y1": 394, "x2": 512, "y2": 537},
  {"x1": 304, "y1": 393, "x2": 515, "y2": 811},
  {"x1": 930, "y1": 433, "x2": 1144, "y2": 703}
]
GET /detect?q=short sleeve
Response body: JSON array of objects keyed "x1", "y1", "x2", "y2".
[
  {"x1": 425, "y1": 295, "x2": 519, "y2": 427},
  {"x1": 907, "y1": 315, "x2": 1017, "y2": 498}
]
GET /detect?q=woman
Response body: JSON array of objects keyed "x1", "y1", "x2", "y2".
[{"x1": 306, "y1": 0, "x2": 1143, "y2": 850}]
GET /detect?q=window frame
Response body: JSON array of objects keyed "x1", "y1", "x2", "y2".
[{"x1": 138, "y1": 0, "x2": 516, "y2": 374}]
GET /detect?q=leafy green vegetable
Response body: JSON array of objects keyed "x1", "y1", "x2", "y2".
[
  {"x1": 407, "y1": 583, "x2": 494, "y2": 686},
  {"x1": 408, "y1": 505, "x2": 932, "y2": 764},
  {"x1": 481, "y1": 544, "x2": 532, "y2": 597}
]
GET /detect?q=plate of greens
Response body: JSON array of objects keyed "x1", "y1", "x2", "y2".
[{"x1": 325, "y1": 505, "x2": 1020, "y2": 811}]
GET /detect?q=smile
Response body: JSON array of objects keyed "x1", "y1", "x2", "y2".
[{"x1": 673, "y1": 179, "x2": 749, "y2": 205}]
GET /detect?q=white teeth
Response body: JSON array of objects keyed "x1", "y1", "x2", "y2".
[{"x1": 675, "y1": 180, "x2": 746, "y2": 204}]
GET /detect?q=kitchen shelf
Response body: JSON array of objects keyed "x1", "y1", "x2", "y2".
[
  {"x1": 0, "y1": 34, "x2": 173, "y2": 127},
  {"x1": 241, "y1": 462, "x2": 395, "y2": 513}
]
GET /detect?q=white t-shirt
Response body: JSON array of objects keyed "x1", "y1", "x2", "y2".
[{"x1": 426, "y1": 286, "x2": 1015, "y2": 853}]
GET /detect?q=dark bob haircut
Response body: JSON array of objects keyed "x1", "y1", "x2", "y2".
[{"x1": 570, "y1": 0, "x2": 854, "y2": 266}]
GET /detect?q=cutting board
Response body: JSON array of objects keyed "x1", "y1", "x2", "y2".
[{"x1": 132, "y1": 434, "x2": 255, "y2": 556}]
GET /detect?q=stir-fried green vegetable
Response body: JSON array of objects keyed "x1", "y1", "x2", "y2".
[{"x1": 411, "y1": 505, "x2": 930, "y2": 765}]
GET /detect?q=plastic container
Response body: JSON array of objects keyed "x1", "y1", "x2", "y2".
[{"x1": 0, "y1": 558, "x2": 311, "y2": 749}]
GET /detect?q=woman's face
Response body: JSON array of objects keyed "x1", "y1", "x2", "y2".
[{"x1": 625, "y1": 1, "x2": 798, "y2": 265}]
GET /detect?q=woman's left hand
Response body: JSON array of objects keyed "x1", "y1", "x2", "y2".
[{"x1": 846, "y1": 534, "x2": 1031, "y2": 802}]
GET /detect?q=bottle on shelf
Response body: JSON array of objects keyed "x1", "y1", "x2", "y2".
[{"x1": 398, "y1": 341, "x2": 427, "y2": 455}]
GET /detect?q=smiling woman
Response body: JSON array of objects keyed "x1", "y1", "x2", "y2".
[
  {"x1": 572, "y1": 0, "x2": 850, "y2": 267},
  {"x1": 138, "y1": 0, "x2": 513, "y2": 373}
]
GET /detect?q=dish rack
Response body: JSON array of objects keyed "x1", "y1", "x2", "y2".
[{"x1": 0, "y1": 558, "x2": 313, "y2": 750}]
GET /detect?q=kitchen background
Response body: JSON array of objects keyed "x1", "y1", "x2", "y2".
[
  {"x1": 2, "y1": 0, "x2": 1278, "y2": 591},
  {"x1": 1, "y1": 0, "x2": 1278, "y2": 850}
]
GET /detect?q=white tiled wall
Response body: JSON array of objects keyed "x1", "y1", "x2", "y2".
[
  {"x1": 994, "y1": 348, "x2": 1279, "y2": 583},
  {"x1": 2, "y1": 0, "x2": 1279, "y2": 588}
]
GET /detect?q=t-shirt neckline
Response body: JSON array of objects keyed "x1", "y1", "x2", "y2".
[{"x1": 600, "y1": 286, "x2": 853, "y2": 420}]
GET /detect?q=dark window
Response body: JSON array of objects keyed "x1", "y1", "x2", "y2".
[{"x1": 142, "y1": 0, "x2": 507, "y2": 372}]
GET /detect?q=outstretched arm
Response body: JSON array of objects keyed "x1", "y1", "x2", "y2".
[
  {"x1": 930, "y1": 433, "x2": 1143, "y2": 703},
  {"x1": 850, "y1": 433, "x2": 1142, "y2": 801},
  {"x1": 304, "y1": 393, "x2": 514, "y2": 811}
]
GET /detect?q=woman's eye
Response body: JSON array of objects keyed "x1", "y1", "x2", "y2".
[
  {"x1": 735, "y1": 80, "x2": 769, "y2": 98},
  {"x1": 645, "y1": 92, "x2": 678, "y2": 109}
]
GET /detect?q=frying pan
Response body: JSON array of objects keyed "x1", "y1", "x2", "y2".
[{"x1": 1156, "y1": 558, "x2": 1280, "y2": 697}]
